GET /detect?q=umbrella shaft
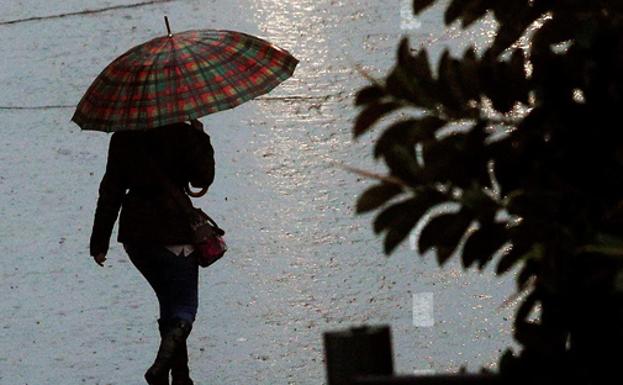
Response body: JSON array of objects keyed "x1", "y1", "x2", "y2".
[{"x1": 164, "y1": 16, "x2": 172, "y2": 37}]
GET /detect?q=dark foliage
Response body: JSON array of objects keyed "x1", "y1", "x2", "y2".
[{"x1": 354, "y1": 1, "x2": 623, "y2": 381}]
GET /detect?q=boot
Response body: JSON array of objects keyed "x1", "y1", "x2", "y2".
[
  {"x1": 171, "y1": 337, "x2": 194, "y2": 385},
  {"x1": 162, "y1": 320, "x2": 194, "y2": 385},
  {"x1": 154, "y1": 319, "x2": 171, "y2": 385},
  {"x1": 157, "y1": 319, "x2": 194, "y2": 385},
  {"x1": 155, "y1": 320, "x2": 194, "y2": 385},
  {"x1": 145, "y1": 318, "x2": 192, "y2": 385}
]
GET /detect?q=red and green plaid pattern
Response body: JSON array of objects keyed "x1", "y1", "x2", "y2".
[{"x1": 72, "y1": 30, "x2": 298, "y2": 132}]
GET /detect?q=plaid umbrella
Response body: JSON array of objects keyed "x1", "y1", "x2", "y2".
[{"x1": 72, "y1": 18, "x2": 298, "y2": 132}]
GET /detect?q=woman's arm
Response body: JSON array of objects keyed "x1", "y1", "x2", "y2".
[{"x1": 89, "y1": 132, "x2": 128, "y2": 257}]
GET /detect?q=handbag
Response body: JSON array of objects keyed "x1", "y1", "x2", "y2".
[
  {"x1": 188, "y1": 206, "x2": 228, "y2": 267},
  {"x1": 139, "y1": 142, "x2": 227, "y2": 268}
]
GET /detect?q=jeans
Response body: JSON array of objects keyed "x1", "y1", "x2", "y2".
[{"x1": 123, "y1": 243, "x2": 199, "y2": 323}]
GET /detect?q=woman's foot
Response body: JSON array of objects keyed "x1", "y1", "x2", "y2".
[{"x1": 144, "y1": 370, "x2": 169, "y2": 385}]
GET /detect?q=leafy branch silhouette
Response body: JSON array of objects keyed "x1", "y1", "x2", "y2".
[{"x1": 352, "y1": 1, "x2": 623, "y2": 381}]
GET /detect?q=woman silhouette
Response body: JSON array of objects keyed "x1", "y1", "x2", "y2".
[{"x1": 89, "y1": 119, "x2": 214, "y2": 385}]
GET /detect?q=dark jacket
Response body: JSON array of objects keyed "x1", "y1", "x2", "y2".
[{"x1": 89, "y1": 122, "x2": 215, "y2": 257}]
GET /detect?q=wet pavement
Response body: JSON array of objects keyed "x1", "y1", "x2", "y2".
[{"x1": 0, "y1": 1, "x2": 518, "y2": 384}]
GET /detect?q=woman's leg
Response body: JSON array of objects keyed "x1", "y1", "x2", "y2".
[
  {"x1": 158, "y1": 249, "x2": 199, "y2": 323},
  {"x1": 164, "y1": 251, "x2": 198, "y2": 385},
  {"x1": 124, "y1": 243, "x2": 198, "y2": 385},
  {"x1": 124, "y1": 243, "x2": 199, "y2": 323}
]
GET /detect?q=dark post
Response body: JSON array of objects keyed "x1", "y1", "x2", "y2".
[{"x1": 323, "y1": 325, "x2": 394, "y2": 385}]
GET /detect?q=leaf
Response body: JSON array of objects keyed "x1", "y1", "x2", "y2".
[
  {"x1": 374, "y1": 116, "x2": 446, "y2": 159},
  {"x1": 491, "y1": 1, "x2": 527, "y2": 25},
  {"x1": 420, "y1": 124, "x2": 488, "y2": 188},
  {"x1": 496, "y1": 241, "x2": 535, "y2": 275},
  {"x1": 490, "y1": 4, "x2": 543, "y2": 57},
  {"x1": 374, "y1": 199, "x2": 414, "y2": 235},
  {"x1": 498, "y1": 349, "x2": 519, "y2": 373},
  {"x1": 398, "y1": 37, "x2": 414, "y2": 68},
  {"x1": 418, "y1": 210, "x2": 473, "y2": 265},
  {"x1": 578, "y1": 245, "x2": 623, "y2": 257},
  {"x1": 461, "y1": 184, "x2": 499, "y2": 222},
  {"x1": 461, "y1": 0, "x2": 492, "y2": 28},
  {"x1": 385, "y1": 65, "x2": 419, "y2": 103},
  {"x1": 517, "y1": 259, "x2": 538, "y2": 289},
  {"x1": 437, "y1": 49, "x2": 464, "y2": 113},
  {"x1": 381, "y1": 189, "x2": 448, "y2": 254},
  {"x1": 373, "y1": 188, "x2": 446, "y2": 234},
  {"x1": 516, "y1": 289, "x2": 539, "y2": 322},
  {"x1": 383, "y1": 144, "x2": 421, "y2": 185},
  {"x1": 509, "y1": 48, "x2": 526, "y2": 78},
  {"x1": 413, "y1": 49, "x2": 433, "y2": 82},
  {"x1": 387, "y1": 48, "x2": 438, "y2": 108},
  {"x1": 614, "y1": 270, "x2": 623, "y2": 293},
  {"x1": 353, "y1": 102, "x2": 402, "y2": 138},
  {"x1": 457, "y1": 47, "x2": 481, "y2": 101},
  {"x1": 577, "y1": 233, "x2": 623, "y2": 257},
  {"x1": 507, "y1": 191, "x2": 560, "y2": 219},
  {"x1": 462, "y1": 221, "x2": 508, "y2": 269},
  {"x1": 513, "y1": 319, "x2": 542, "y2": 347},
  {"x1": 356, "y1": 183, "x2": 404, "y2": 214},
  {"x1": 530, "y1": 14, "x2": 575, "y2": 56},
  {"x1": 445, "y1": 0, "x2": 470, "y2": 26},
  {"x1": 413, "y1": 0, "x2": 436, "y2": 14},
  {"x1": 355, "y1": 85, "x2": 386, "y2": 106},
  {"x1": 509, "y1": 48, "x2": 529, "y2": 104},
  {"x1": 490, "y1": 26, "x2": 521, "y2": 57},
  {"x1": 478, "y1": 53, "x2": 524, "y2": 113},
  {"x1": 383, "y1": 211, "x2": 419, "y2": 255}
]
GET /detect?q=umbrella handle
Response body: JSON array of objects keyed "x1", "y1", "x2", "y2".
[{"x1": 184, "y1": 183, "x2": 208, "y2": 198}]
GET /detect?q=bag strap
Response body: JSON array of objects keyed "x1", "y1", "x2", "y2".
[{"x1": 137, "y1": 138, "x2": 222, "y2": 230}]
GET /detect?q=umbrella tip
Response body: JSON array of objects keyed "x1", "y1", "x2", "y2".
[{"x1": 164, "y1": 16, "x2": 172, "y2": 37}]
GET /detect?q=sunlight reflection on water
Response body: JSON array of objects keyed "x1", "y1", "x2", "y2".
[
  {"x1": 241, "y1": 0, "x2": 515, "y2": 376},
  {"x1": 249, "y1": 0, "x2": 340, "y2": 199}
]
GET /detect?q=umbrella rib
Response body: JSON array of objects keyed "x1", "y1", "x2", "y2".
[
  {"x1": 102, "y1": 59, "x2": 139, "y2": 132},
  {"x1": 82, "y1": 50, "x2": 140, "y2": 131},
  {"x1": 118, "y1": 38, "x2": 165, "y2": 130},
  {"x1": 177, "y1": 33, "x2": 231, "y2": 114},
  {"x1": 170, "y1": 40, "x2": 204, "y2": 122},
  {"x1": 198, "y1": 42, "x2": 239, "y2": 110},
  {"x1": 137, "y1": 38, "x2": 169, "y2": 130},
  {"x1": 191, "y1": 38, "x2": 232, "y2": 108},
  {"x1": 167, "y1": 39, "x2": 180, "y2": 125},
  {"x1": 169, "y1": 38, "x2": 189, "y2": 124},
  {"x1": 191, "y1": 37, "x2": 253, "y2": 106},
  {"x1": 92, "y1": 46, "x2": 146, "y2": 130},
  {"x1": 194, "y1": 36, "x2": 288, "y2": 104},
  {"x1": 153, "y1": 41, "x2": 168, "y2": 128},
  {"x1": 119, "y1": 51, "x2": 145, "y2": 131},
  {"x1": 181, "y1": 44, "x2": 212, "y2": 116},
  {"x1": 186, "y1": 33, "x2": 296, "y2": 114},
  {"x1": 183, "y1": 42, "x2": 230, "y2": 116}
]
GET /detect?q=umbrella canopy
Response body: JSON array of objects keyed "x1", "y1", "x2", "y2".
[{"x1": 72, "y1": 23, "x2": 298, "y2": 132}]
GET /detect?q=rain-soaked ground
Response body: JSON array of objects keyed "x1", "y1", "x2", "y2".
[{"x1": 0, "y1": 1, "x2": 519, "y2": 384}]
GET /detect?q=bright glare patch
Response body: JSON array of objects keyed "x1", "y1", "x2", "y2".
[
  {"x1": 413, "y1": 292, "x2": 435, "y2": 327},
  {"x1": 401, "y1": 0, "x2": 422, "y2": 30}
]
